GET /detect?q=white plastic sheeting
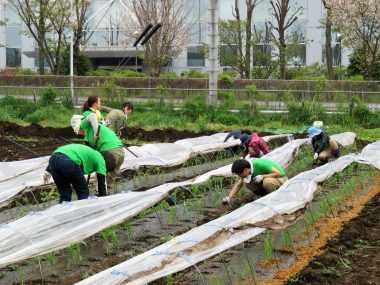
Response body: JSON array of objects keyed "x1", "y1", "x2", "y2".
[
  {"x1": 0, "y1": 133, "x2": 288, "y2": 208},
  {"x1": 77, "y1": 139, "x2": 379, "y2": 285},
  {"x1": 0, "y1": 134, "x2": 308, "y2": 269}
]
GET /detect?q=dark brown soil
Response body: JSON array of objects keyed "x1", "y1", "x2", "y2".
[
  {"x1": 0, "y1": 121, "x2": 216, "y2": 161},
  {"x1": 285, "y1": 192, "x2": 380, "y2": 285},
  {"x1": 0, "y1": 120, "x2": 299, "y2": 161}
]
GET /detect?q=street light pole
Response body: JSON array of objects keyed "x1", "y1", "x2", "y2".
[
  {"x1": 70, "y1": 0, "x2": 74, "y2": 106},
  {"x1": 133, "y1": 31, "x2": 139, "y2": 72}
]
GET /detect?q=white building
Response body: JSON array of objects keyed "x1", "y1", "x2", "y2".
[{"x1": 0, "y1": 0, "x2": 350, "y2": 74}]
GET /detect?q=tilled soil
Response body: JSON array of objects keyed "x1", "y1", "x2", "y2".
[
  {"x1": 0, "y1": 121, "x2": 215, "y2": 161},
  {"x1": 284, "y1": 192, "x2": 380, "y2": 285}
]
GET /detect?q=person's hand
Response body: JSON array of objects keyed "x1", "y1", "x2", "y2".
[
  {"x1": 314, "y1": 153, "x2": 319, "y2": 160},
  {"x1": 94, "y1": 133, "x2": 99, "y2": 140},
  {"x1": 222, "y1": 196, "x2": 232, "y2": 206},
  {"x1": 253, "y1": 175, "x2": 264, "y2": 183},
  {"x1": 42, "y1": 171, "x2": 51, "y2": 184}
]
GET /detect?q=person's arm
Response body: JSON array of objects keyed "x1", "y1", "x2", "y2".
[
  {"x1": 263, "y1": 167, "x2": 280, "y2": 179},
  {"x1": 224, "y1": 131, "x2": 235, "y2": 142},
  {"x1": 259, "y1": 139, "x2": 270, "y2": 154},
  {"x1": 86, "y1": 114, "x2": 100, "y2": 140},
  {"x1": 315, "y1": 132, "x2": 329, "y2": 154},
  {"x1": 228, "y1": 179, "x2": 243, "y2": 199},
  {"x1": 96, "y1": 173, "x2": 107, "y2": 196},
  {"x1": 100, "y1": 106, "x2": 112, "y2": 113}
]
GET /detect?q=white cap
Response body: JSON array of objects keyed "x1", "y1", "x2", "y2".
[{"x1": 313, "y1": 121, "x2": 323, "y2": 128}]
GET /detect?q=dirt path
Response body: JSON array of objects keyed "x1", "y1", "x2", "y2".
[{"x1": 284, "y1": 189, "x2": 380, "y2": 285}]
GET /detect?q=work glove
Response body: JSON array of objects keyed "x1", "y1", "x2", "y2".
[
  {"x1": 253, "y1": 175, "x2": 264, "y2": 183},
  {"x1": 222, "y1": 196, "x2": 232, "y2": 206},
  {"x1": 42, "y1": 171, "x2": 52, "y2": 184},
  {"x1": 313, "y1": 153, "x2": 319, "y2": 160}
]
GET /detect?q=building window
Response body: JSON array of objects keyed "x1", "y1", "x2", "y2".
[
  {"x1": 6, "y1": 48, "x2": 21, "y2": 67},
  {"x1": 6, "y1": 27, "x2": 22, "y2": 46},
  {"x1": 220, "y1": 45, "x2": 237, "y2": 67},
  {"x1": 287, "y1": 44, "x2": 306, "y2": 66},
  {"x1": 187, "y1": 46, "x2": 205, "y2": 67},
  {"x1": 322, "y1": 44, "x2": 342, "y2": 66},
  {"x1": 253, "y1": 44, "x2": 272, "y2": 66}
]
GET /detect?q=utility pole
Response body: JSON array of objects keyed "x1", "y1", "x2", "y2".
[
  {"x1": 208, "y1": 0, "x2": 219, "y2": 105},
  {"x1": 70, "y1": 0, "x2": 75, "y2": 106}
]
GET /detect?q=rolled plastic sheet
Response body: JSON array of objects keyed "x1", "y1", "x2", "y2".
[
  {"x1": 76, "y1": 139, "x2": 379, "y2": 285},
  {"x1": 0, "y1": 135, "x2": 306, "y2": 268},
  {"x1": 0, "y1": 133, "x2": 289, "y2": 208}
]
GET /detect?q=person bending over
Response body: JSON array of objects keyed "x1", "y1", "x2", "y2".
[
  {"x1": 308, "y1": 127, "x2": 339, "y2": 164},
  {"x1": 240, "y1": 132, "x2": 270, "y2": 158},
  {"x1": 222, "y1": 158, "x2": 288, "y2": 206},
  {"x1": 42, "y1": 144, "x2": 116, "y2": 203},
  {"x1": 100, "y1": 102, "x2": 134, "y2": 137}
]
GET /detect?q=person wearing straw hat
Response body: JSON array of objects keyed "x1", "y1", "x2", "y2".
[
  {"x1": 308, "y1": 127, "x2": 340, "y2": 164},
  {"x1": 222, "y1": 158, "x2": 288, "y2": 206}
]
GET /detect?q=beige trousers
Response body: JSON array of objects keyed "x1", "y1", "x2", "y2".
[
  {"x1": 106, "y1": 147, "x2": 125, "y2": 194},
  {"x1": 318, "y1": 138, "x2": 339, "y2": 161},
  {"x1": 245, "y1": 176, "x2": 288, "y2": 195}
]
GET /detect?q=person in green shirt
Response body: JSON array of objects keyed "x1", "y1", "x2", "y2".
[
  {"x1": 100, "y1": 102, "x2": 134, "y2": 137},
  {"x1": 42, "y1": 144, "x2": 116, "y2": 203},
  {"x1": 79, "y1": 117, "x2": 125, "y2": 193},
  {"x1": 222, "y1": 159, "x2": 288, "y2": 206}
]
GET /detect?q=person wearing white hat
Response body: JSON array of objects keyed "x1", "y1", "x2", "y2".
[{"x1": 308, "y1": 127, "x2": 340, "y2": 164}]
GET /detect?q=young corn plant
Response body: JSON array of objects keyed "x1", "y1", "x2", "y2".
[{"x1": 67, "y1": 243, "x2": 83, "y2": 270}]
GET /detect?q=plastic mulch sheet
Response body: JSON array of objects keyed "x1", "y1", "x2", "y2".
[
  {"x1": 0, "y1": 133, "x2": 317, "y2": 269},
  {"x1": 78, "y1": 140, "x2": 380, "y2": 285},
  {"x1": 0, "y1": 133, "x2": 289, "y2": 208}
]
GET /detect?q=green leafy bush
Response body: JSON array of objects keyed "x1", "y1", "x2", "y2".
[
  {"x1": 16, "y1": 69, "x2": 38, "y2": 75},
  {"x1": 218, "y1": 73, "x2": 233, "y2": 88},
  {"x1": 181, "y1": 70, "x2": 208, "y2": 78},
  {"x1": 111, "y1": 70, "x2": 145, "y2": 77},
  {"x1": 218, "y1": 91, "x2": 236, "y2": 109},
  {"x1": 159, "y1": 72, "x2": 178, "y2": 78},
  {"x1": 39, "y1": 85, "x2": 58, "y2": 107},
  {"x1": 0, "y1": 96, "x2": 36, "y2": 119},
  {"x1": 182, "y1": 92, "x2": 207, "y2": 119}
]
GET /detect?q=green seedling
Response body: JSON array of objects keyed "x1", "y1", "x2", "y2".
[
  {"x1": 219, "y1": 254, "x2": 233, "y2": 285},
  {"x1": 165, "y1": 274, "x2": 174, "y2": 284},
  {"x1": 67, "y1": 243, "x2": 83, "y2": 270},
  {"x1": 167, "y1": 207, "x2": 176, "y2": 224},
  {"x1": 19, "y1": 269, "x2": 24, "y2": 285},
  {"x1": 160, "y1": 234, "x2": 173, "y2": 243},
  {"x1": 46, "y1": 251, "x2": 57, "y2": 276},
  {"x1": 263, "y1": 232, "x2": 274, "y2": 259},
  {"x1": 122, "y1": 221, "x2": 133, "y2": 242}
]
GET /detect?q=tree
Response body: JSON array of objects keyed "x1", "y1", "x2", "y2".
[
  {"x1": 72, "y1": 0, "x2": 94, "y2": 75},
  {"x1": 327, "y1": 0, "x2": 380, "y2": 80},
  {"x1": 126, "y1": 0, "x2": 193, "y2": 77},
  {"x1": 219, "y1": 0, "x2": 263, "y2": 78},
  {"x1": 269, "y1": 0, "x2": 302, "y2": 79},
  {"x1": 322, "y1": 0, "x2": 334, "y2": 80}
]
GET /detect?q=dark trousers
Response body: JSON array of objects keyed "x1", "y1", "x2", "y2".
[{"x1": 49, "y1": 153, "x2": 89, "y2": 203}]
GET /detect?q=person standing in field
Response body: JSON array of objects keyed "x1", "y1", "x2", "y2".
[
  {"x1": 100, "y1": 102, "x2": 134, "y2": 137},
  {"x1": 42, "y1": 144, "x2": 116, "y2": 203}
]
